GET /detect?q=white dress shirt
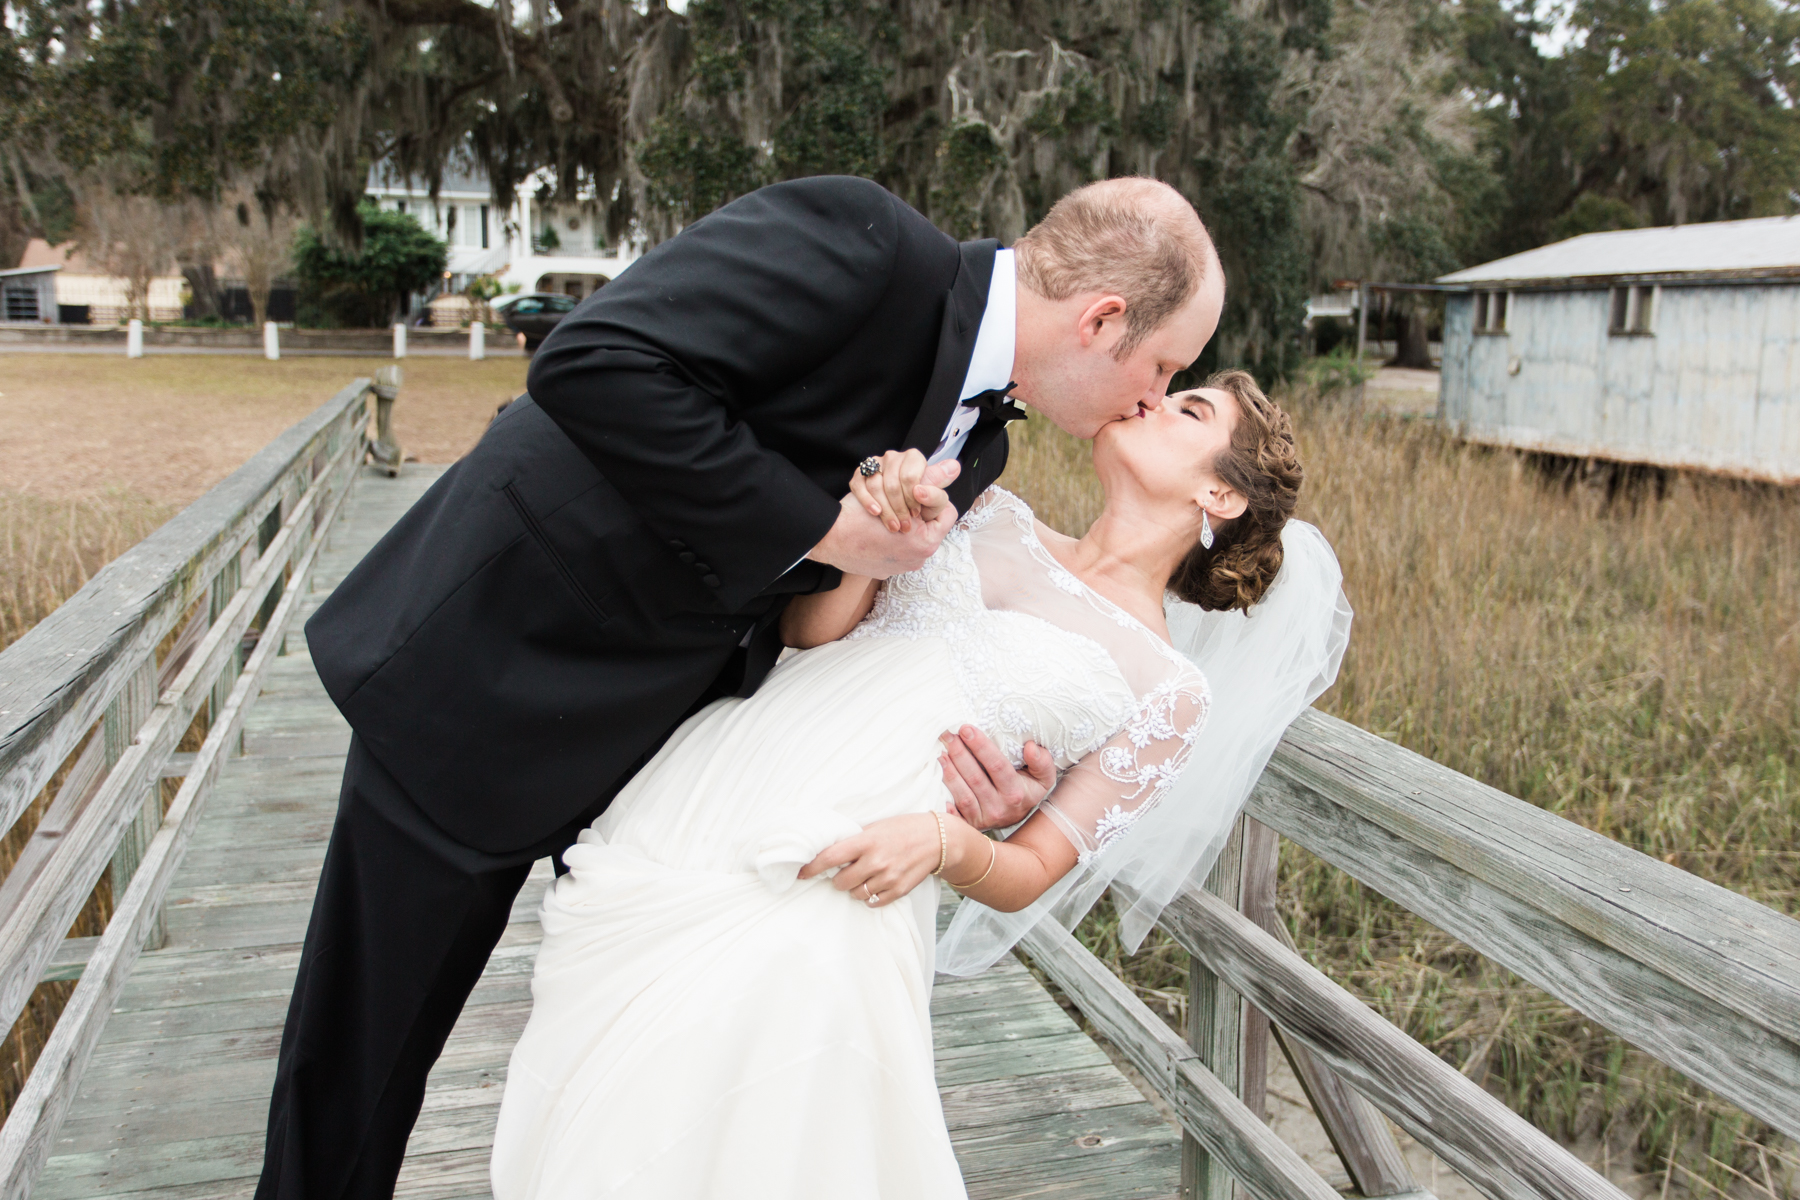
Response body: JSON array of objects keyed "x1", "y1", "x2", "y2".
[
  {"x1": 929, "y1": 248, "x2": 1016, "y2": 465},
  {"x1": 773, "y1": 248, "x2": 1017, "y2": 598}
]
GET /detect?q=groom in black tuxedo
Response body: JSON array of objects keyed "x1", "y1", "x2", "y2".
[{"x1": 258, "y1": 173, "x2": 1222, "y2": 1199}]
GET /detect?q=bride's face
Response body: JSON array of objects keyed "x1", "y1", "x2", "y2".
[{"x1": 1093, "y1": 388, "x2": 1246, "y2": 518}]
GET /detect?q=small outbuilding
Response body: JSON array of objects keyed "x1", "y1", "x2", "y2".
[
  {"x1": 1436, "y1": 217, "x2": 1800, "y2": 484},
  {"x1": 0, "y1": 263, "x2": 58, "y2": 324}
]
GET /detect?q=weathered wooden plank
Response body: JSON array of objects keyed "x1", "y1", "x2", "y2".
[
  {"x1": 1021, "y1": 918, "x2": 1335, "y2": 1200},
  {"x1": 932, "y1": 1032, "x2": 1113, "y2": 1087},
  {"x1": 0, "y1": 381, "x2": 372, "y2": 834},
  {"x1": 0, "y1": 437, "x2": 362, "y2": 1200},
  {"x1": 1247, "y1": 756, "x2": 1800, "y2": 1142},
  {"x1": 1160, "y1": 882, "x2": 1629, "y2": 1200},
  {"x1": 938, "y1": 1065, "x2": 1153, "y2": 1130},
  {"x1": 1261, "y1": 708, "x2": 1800, "y2": 1048}
]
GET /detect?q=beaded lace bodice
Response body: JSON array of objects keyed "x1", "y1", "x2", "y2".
[{"x1": 846, "y1": 488, "x2": 1210, "y2": 858}]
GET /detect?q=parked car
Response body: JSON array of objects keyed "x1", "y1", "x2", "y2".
[{"x1": 498, "y1": 292, "x2": 579, "y2": 349}]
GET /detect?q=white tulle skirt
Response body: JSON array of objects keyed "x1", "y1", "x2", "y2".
[{"x1": 489, "y1": 636, "x2": 973, "y2": 1200}]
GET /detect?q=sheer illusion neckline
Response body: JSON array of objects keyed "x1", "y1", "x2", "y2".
[{"x1": 986, "y1": 490, "x2": 1186, "y2": 668}]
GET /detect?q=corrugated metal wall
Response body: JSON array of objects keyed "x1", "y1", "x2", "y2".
[{"x1": 1440, "y1": 284, "x2": 1800, "y2": 482}]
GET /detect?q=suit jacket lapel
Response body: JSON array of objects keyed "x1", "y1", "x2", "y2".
[{"x1": 900, "y1": 239, "x2": 1000, "y2": 456}]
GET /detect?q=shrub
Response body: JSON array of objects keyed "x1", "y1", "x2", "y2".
[{"x1": 293, "y1": 204, "x2": 447, "y2": 328}]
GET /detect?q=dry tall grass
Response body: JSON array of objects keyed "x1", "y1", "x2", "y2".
[
  {"x1": 0, "y1": 488, "x2": 175, "y2": 1120},
  {"x1": 1000, "y1": 399, "x2": 1800, "y2": 1196}
]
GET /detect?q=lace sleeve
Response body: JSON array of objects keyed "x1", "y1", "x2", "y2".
[{"x1": 1038, "y1": 673, "x2": 1210, "y2": 861}]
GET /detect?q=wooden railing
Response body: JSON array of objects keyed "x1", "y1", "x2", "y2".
[
  {"x1": 1025, "y1": 707, "x2": 1800, "y2": 1200},
  {"x1": 0, "y1": 381, "x2": 371, "y2": 1199}
]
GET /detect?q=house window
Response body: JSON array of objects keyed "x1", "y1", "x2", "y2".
[
  {"x1": 1473, "y1": 290, "x2": 1508, "y2": 334},
  {"x1": 1610, "y1": 285, "x2": 1655, "y2": 335},
  {"x1": 395, "y1": 200, "x2": 407, "y2": 214},
  {"x1": 480, "y1": 204, "x2": 490, "y2": 250}
]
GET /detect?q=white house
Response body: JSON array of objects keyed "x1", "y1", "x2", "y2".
[
  {"x1": 1437, "y1": 216, "x2": 1800, "y2": 484},
  {"x1": 365, "y1": 163, "x2": 641, "y2": 317}
]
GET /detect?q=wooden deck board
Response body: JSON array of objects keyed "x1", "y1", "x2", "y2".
[{"x1": 36, "y1": 464, "x2": 1179, "y2": 1200}]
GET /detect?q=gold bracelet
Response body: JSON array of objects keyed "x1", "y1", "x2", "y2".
[
  {"x1": 929, "y1": 811, "x2": 949, "y2": 876},
  {"x1": 949, "y1": 835, "x2": 999, "y2": 891}
]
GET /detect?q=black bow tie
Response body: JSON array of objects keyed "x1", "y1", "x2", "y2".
[{"x1": 961, "y1": 381, "x2": 1028, "y2": 424}]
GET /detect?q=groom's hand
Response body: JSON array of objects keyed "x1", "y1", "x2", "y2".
[
  {"x1": 807, "y1": 459, "x2": 961, "y2": 579},
  {"x1": 939, "y1": 727, "x2": 1056, "y2": 831}
]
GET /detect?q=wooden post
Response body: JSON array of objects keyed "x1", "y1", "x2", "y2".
[
  {"x1": 469, "y1": 321, "x2": 486, "y2": 360},
  {"x1": 126, "y1": 319, "x2": 143, "y2": 358},
  {"x1": 209, "y1": 553, "x2": 244, "y2": 756},
  {"x1": 393, "y1": 322, "x2": 407, "y2": 359},
  {"x1": 263, "y1": 321, "x2": 280, "y2": 361},
  {"x1": 1354, "y1": 285, "x2": 1369, "y2": 411},
  {"x1": 1182, "y1": 816, "x2": 1248, "y2": 1200},
  {"x1": 369, "y1": 365, "x2": 403, "y2": 476},
  {"x1": 104, "y1": 658, "x2": 165, "y2": 949}
]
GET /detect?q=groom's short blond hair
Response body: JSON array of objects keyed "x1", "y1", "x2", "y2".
[{"x1": 1013, "y1": 178, "x2": 1216, "y2": 357}]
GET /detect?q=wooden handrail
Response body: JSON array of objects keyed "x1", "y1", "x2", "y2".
[
  {"x1": 0, "y1": 424, "x2": 362, "y2": 1199},
  {"x1": 1033, "y1": 707, "x2": 1800, "y2": 1200},
  {"x1": 0, "y1": 381, "x2": 372, "y2": 1200},
  {"x1": 1248, "y1": 708, "x2": 1800, "y2": 1141}
]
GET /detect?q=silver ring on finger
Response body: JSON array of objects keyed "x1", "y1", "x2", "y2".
[
  {"x1": 859, "y1": 456, "x2": 882, "y2": 477},
  {"x1": 866, "y1": 891, "x2": 880, "y2": 907}
]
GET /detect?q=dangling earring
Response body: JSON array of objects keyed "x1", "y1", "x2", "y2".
[{"x1": 1199, "y1": 508, "x2": 1214, "y2": 550}]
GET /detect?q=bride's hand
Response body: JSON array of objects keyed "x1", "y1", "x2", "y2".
[{"x1": 797, "y1": 813, "x2": 946, "y2": 908}]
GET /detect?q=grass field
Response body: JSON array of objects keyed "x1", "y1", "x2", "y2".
[
  {"x1": 0, "y1": 353, "x2": 528, "y2": 502},
  {"x1": 1002, "y1": 401, "x2": 1800, "y2": 1196},
  {"x1": 1, "y1": 355, "x2": 1795, "y2": 1193}
]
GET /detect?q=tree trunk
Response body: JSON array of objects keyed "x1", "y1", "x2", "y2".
[
  {"x1": 181, "y1": 260, "x2": 221, "y2": 321},
  {"x1": 1390, "y1": 307, "x2": 1433, "y2": 368}
]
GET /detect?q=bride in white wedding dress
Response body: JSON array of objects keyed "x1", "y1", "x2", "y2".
[{"x1": 489, "y1": 372, "x2": 1350, "y2": 1200}]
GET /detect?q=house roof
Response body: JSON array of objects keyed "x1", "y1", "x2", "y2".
[
  {"x1": 16, "y1": 239, "x2": 95, "y2": 273},
  {"x1": 1438, "y1": 215, "x2": 1800, "y2": 287},
  {"x1": 367, "y1": 160, "x2": 491, "y2": 198},
  {"x1": 0, "y1": 263, "x2": 59, "y2": 278}
]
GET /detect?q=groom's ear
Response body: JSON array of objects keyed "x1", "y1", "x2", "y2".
[{"x1": 1077, "y1": 294, "x2": 1129, "y2": 349}]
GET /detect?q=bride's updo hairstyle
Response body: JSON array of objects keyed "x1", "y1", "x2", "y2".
[{"x1": 1171, "y1": 369, "x2": 1303, "y2": 612}]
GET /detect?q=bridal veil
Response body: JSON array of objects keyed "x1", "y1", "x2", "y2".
[{"x1": 936, "y1": 519, "x2": 1353, "y2": 975}]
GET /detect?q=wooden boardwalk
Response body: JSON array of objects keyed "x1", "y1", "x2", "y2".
[{"x1": 35, "y1": 464, "x2": 1179, "y2": 1200}]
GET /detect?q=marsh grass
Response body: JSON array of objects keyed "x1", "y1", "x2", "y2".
[
  {"x1": 0, "y1": 488, "x2": 175, "y2": 1122},
  {"x1": 1000, "y1": 398, "x2": 1800, "y2": 1195}
]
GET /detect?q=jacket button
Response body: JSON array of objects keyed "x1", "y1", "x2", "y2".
[
  {"x1": 678, "y1": 551, "x2": 696, "y2": 564},
  {"x1": 669, "y1": 539, "x2": 685, "y2": 550},
  {"x1": 702, "y1": 574, "x2": 721, "y2": 588},
  {"x1": 693, "y1": 562, "x2": 711, "y2": 573}
]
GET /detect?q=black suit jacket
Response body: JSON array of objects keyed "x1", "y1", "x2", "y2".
[{"x1": 305, "y1": 177, "x2": 1011, "y2": 853}]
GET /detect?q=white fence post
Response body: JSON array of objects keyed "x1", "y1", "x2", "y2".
[
  {"x1": 469, "y1": 321, "x2": 485, "y2": 361},
  {"x1": 126, "y1": 319, "x2": 143, "y2": 358},
  {"x1": 393, "y1": 323, "x2": 407, "y2": 359},
  {"x1": 263, "y1": 322, "x2": 280, "y2": 361}
]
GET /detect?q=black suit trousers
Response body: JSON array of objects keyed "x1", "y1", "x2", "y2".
[{"x1": 255, "y1": 738, "x2": 605, "y2": 1200}]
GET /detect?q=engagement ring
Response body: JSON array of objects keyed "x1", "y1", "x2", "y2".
[{"x1": 858, "y1": 456, "x2": 882, "y2": 477}]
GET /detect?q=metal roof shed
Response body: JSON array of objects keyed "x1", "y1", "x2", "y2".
[
  {"x1": 1435, "y1": 216, "x2": 1800, "y2": 483},
  {"x1": 0, "y1": 264, "x2": 59, "y2": 324}
]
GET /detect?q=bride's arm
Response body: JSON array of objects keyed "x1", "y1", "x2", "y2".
[
  {"x1": 779, "y1": 573, "x2": 880, "y2": 649},
  {"x1": 794, "y1": 807, "x2": 1076, "y2": 912}
]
